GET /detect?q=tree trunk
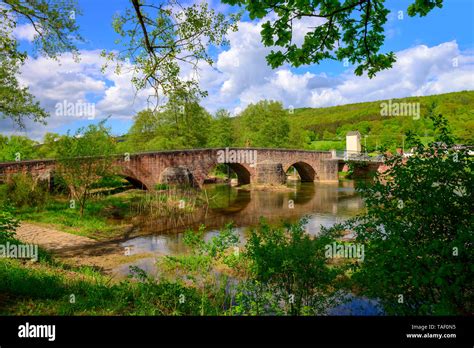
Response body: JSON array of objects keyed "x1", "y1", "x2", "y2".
[{"x1": 80, "y1": 189, "x2": 88, "y2": 217}]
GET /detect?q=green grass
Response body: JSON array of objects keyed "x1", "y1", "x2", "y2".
[
  {"x1": 6, "y1": 187, "x2": 215, "y2": 240},
  {"x1": 0, "y1": 258, "x2": 219, "y2": 315},
  {"x1": 12, "y1": 193, "x2": 140, "y2": 240},
  {"x1": 308, "y1": 140, "x2": 344, "y2": 151},
  {"x1": 338, "y1": 171, "x2": 350, "y2": 179},
  {"x1": 0, "y1": 228, "x2": 227, "y2": 315},
  {"x1": 0, "y1": 194, "x2": 245, "y2": 316}
]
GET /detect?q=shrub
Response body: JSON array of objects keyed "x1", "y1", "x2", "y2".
[
  {"x1": 346, "y1": 114, "x2": 473, "y2": 314},
  {"x1": 234, "y1": 218, "x2": 343, "y2": 315},
  {"x1": 154, "y1": 183, "x2": 169, "y2": 191},
  {"x1": 0, "y1": 205, "x2": 20, "y2": 239},
  {"x1": 90, "y1": 175, "x2": 127, "y2": 189},
  {"x1": 5, "y1": 173, "x2": 49, "y2": 209}
]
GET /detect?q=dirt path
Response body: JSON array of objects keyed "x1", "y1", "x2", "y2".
[
  {"x1": 15, "y1": 223, "x2": 154, "y2": 276},
  {"x1": 16, "y1": 223, "x2": 96, "y2": 251}
]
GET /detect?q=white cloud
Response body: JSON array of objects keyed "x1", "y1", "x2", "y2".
[
  {"x1": 199, "y1": 17, "x2": 474, "y2": 113},
  {"x1": 13, "y1": 23, "x2": 36, "y2": 41},
  {"x1": 198, "y1": 15, "x2": 329, "y2": 113},
  {"x1": 1, "y1": 13, "x2": 473, "y2": 140},
  {"x1": 316, "y1": 41, "x2": 474, "y2": 107},
  {"x1": 0, "y1": 50, "x2": 157, "y2": 139}
]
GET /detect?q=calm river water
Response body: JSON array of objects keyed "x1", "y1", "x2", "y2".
[
  {"x1": 113, "y1": 180, "x2": 383, "y2": 314},
  {"x1": 115, "y1": 180, "x2": 365, "y2": 273}
]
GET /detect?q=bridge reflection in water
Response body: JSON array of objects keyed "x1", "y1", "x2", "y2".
[{"x1": 118, "y1": 180, "x2": 365, "y2": 261}]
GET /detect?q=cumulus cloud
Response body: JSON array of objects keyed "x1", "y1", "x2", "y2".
[
  {"x1": 13, "y1": 23, "x2": 36, "y2": 41},
  {"x1": 1, "y1": 14, "x2": 472, "y2": 139},
  {"x1": 1, "y1": 50, "x2": 154, "y2": 139},
  {"x1": 308, "y1": 41, "x2": 474, "y2": 107},
  {"x1": 199, "y1": 16, "x2": 474, "y2": 112},
  {"x1": 19, "y1": 50, "x2": 155, "y2": 119}
]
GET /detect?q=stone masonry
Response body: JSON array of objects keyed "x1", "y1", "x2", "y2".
[{"x1": 0, "y1": 148, "x2": 340, "y2": 190}]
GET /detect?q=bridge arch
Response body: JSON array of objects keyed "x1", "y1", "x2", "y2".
[
  {"x1": 226, "y1": 163, "x2": 251, "y2": 185},
  {"x1": 122, "y1": 175, "x2": 148, "y2": 190},
  {"x1": 205, "y1": 163, "x2": 251, "y2": 186},
  {"x1": 50, "y1": 169, "x2": 149, "y2": 191},
  {"x1": 119, "y1": 166, "x2": 149, "y2": 190},
  {"x1": 286, "y1": 162, "x2": 317, "y2": 182}
]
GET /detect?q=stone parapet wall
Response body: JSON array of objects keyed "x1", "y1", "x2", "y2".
[{"x1": 0, "y1": 148, "x2": 341, "y2": 189}]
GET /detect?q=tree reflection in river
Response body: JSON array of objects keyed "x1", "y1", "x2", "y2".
[{"x1": 119, "y1": 180, "x2": 365, "y2": 260}]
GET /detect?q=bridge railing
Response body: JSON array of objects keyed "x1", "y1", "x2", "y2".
[{"x1": 332, "y1": 150, "x2": 384, "y2": 162}]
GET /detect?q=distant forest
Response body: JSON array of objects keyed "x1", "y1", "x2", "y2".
[{"x1": 1, "y1": 90, "x2": 473, "y2": 161}]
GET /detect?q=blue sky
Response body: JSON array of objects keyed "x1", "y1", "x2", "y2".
[{"x1": 6, "y1": 0, "x2": 474, "y2": 139}]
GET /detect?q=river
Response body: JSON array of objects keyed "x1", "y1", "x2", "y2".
[
  {"x1": 112, "y1": 180, "x2": 384, "y2": 314},
  {"x1": 114, "y1": 180, "x2": 365, "y2": 274}
]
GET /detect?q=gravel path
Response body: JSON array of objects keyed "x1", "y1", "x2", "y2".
[
  {"x1": 14, "y1": 222, "x2": 153, "y2": 276},
  {"x1": 16, "y1": 223, "x2": 96, "y2": 252}
]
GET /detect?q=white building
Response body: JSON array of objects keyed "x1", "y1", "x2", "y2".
[{"x1": 346, "y1": 131, "x2": 361, "y2": 155}]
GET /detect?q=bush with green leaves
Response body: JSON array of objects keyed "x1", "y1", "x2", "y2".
[
  {"x1": 5, "y1": 173, "x2": 49, "y2": 209},
  {"x1": 347, "y1": 113, "x2": 473, "y2": 315},
  {"x1": 154, "y1": 183, "x2": 170, "y2": 191},
  {"x1": 233, "y1": 218, "x2": 343, "y2": 315},
  {"x1": 55, "y1": 121, "x2": 117, "y2": 216},
  {"x1": 90, "y1": 175, "x2": 127, "y2": 190},
  {"x1": 0, "y1": 205, "x2": 19, "y2": 240},
  {"x1": 163, "y1": 223, "x2": 241, "y2": 279}
]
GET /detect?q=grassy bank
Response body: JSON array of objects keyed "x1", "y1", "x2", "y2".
[
  {"x1": 0, "y1": 196, "x2": 234, "y2": 315},
  {"x1": 0, "y1": 257, "x2": 221, "y2": 315},
  {"x1": 1, "y1": 186, "x2": 212, "y2": 240},
  {"x1": 12, "y1": 193, "x2": 137, "y2": 240},
  {"x1": 0, "y1": 217, "x2": 351, "y2": 316}
]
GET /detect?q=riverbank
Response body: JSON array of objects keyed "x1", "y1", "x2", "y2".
[
  {"x1": 8, "y1": 187, "x2": 211, "y2": 241},
  {"x1": 0, "y1": 209, "x2": 235, "y2": 315},
  {"x1": 2, "y1": 179, "x2": 365, "y2": 282},
  {"x1": 15, "y1": 222, "x2": 155, "y2": 274},
  {"x1": 1, "y1": 197, "x2": 378, "y2": 316},
  {"x1": 8, "y1": 181, "x2": 363, "y2": 242},
  {"x1": 0, "y1": 251, "x2": 220, "y2": 315},
  {"x1": 13, "y1": 192, "x2": 136, "y2": 240}
]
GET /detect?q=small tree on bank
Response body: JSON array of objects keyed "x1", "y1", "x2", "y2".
[{"x1": 56, "y1": 122, "x2": 116, "y2": 217}]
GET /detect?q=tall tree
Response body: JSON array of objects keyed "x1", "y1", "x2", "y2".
[
  {"x1": 36, "y1": 132, "x2": 62, "y2": 159},
  {"x1": 103, "y1": 0, "x2": 240, "y2": 102},
  {"x1": 126, "y1": 109, "x2": 160, "y2": 152},
  {"x1": 222, "y1": 0, "x2": 443, "y2": 77},
  {"x1": 208, "y1": 109, "x2": 235, "y2": 148},
  {"x1": 55, "y1": 121, "x2": 116, "y2": 217},
  {"x1": 0, "y1": 0, "x2": 82, "y2": 127},
  {"x1": 125, "y1": 91, "x2": 212, "y2": 151},
  {"x1": 148, "y1": 92, "x2": 212, "y2": 149},
  {"x1": 0, "y1": 135, "x2": 38, "y2": 162},
  {"x1": 238, "y1": 100, "x2": 290, "y2": 148}
]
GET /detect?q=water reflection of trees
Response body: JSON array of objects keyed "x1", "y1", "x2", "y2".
[
  {"x1": 205, "y1": 184, "x2": 251, "y2": 212},
  {"x1": 132, "y1": 182, "x2": 364, "y2": 237}
]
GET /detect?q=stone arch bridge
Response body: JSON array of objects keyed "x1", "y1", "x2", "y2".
[{"x1": 0, "y1": 148, "x2": 339, "y2": 190}]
